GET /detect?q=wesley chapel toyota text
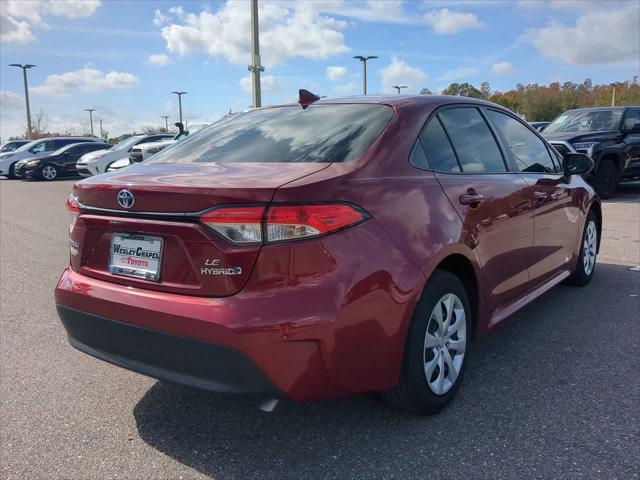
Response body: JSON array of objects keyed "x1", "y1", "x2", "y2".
[{"x1": 55, "y1": 94, "x2": 600, "y2": 414}]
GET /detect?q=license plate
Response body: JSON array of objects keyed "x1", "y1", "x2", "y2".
[{"x1": 109, "y1": 233, "x2": 163, "y2": 281}]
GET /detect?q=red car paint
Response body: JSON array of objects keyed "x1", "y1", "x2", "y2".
[{"x1": 55, "y1": 95, "x2": 600, "y2": 401}]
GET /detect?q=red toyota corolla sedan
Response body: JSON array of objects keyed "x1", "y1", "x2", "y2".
[{"x1": 55, "y1": 94, "x2": 600, "y2": 414}]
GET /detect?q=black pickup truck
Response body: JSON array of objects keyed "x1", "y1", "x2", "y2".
[{"x1": 543, "y1": 106, "x2": 640, "y2": 198}]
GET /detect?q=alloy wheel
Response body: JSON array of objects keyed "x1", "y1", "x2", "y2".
[
  {"x1": 583, "y1": 220, "x2": 597, "y2": 275},
  {"x1": 41, "y1": 165, "x2": 57, "y2": 180},
  {"x1": 423, "y1": 293, "x2": 467, "y2": 395}
]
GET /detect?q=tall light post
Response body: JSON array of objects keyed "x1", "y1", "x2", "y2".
[
  {"x1": 171, "y1": 91, "x2": 187, "y2": 123},
  {"x1": 392, "y1": 85, "x2": 408, "y2": 94},
  {"x1": 84, "y1": 108, "x2": 95, "y2": 136},
  {"x1": 99, "y1": 119, "x2": 104, "y2": 138},
  {"x1": 9, "y1": 64, "x2": 36, "y2": 139},
  {"x1": 353, "y1": 55, "x2": 377, "y2": 95},
  {"x1": 162, "y1": 115, "x2": 169, "y2": 131},
  {"x1": 248, "y1": 0, "x2": 264, "y2": 108}
]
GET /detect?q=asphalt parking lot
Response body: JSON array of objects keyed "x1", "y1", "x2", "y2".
[{"x1": 1, "y1": 178, "x2": 639, "y2": 480}]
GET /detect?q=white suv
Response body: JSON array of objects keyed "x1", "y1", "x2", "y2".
[{"x1": 76, "y1": 133, "x2": 173, "y2": 177}]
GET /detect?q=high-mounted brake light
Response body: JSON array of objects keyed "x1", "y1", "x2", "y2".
[
  {"x1": 200, "y1": 206, "x2": 265, "y2": 243},
  {"x1": 199, "y1": 204, "x2": 368, "y2": 244}
]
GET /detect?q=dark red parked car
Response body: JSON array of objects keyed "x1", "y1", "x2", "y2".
[{"x1": 55, "y1": 95, "x2": 600, "y2": 414}]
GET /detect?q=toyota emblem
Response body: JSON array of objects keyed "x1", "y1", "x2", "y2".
[{"x1": 117, "y1": 189, "x2": 135, "y2": 209}]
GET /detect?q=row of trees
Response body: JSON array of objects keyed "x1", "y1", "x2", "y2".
[{"x1": 422, "y1": 77, "x2": 640, "y2": 121}]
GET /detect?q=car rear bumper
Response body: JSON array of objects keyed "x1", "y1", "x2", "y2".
[
  {"x1": 55, "y1": 268, "x2": 335, "y2": 400},
  {"x1": 57, "y1": 304, "x2": 281, "y2": 396}
]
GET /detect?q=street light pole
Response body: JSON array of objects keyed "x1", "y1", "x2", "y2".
[
  {"x1": 353, "y1": 56, "x2": 378, "y2": 95},
  {"x1": 248, "y1": 0, "x2": 265, "y2": 108},
  {"x1": 392, "y1": 85, "x2": 408, "y2": 94},
  {"x1": 162, "y1": 115, "x2": 169, "y2": 131},
  {"x1": 84, "y1": 109, "x2": 95, "y2": 136},
  {"x1": 9, "y1": 64, "x2": 36, "y2": 139},
  {"x1": 99, "y1": 119, "x2": 103, "y2": 138},
  {"x1": 171, "y1": 91, "x2": 187, "y2": 123}
]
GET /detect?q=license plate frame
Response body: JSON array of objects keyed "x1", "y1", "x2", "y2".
[{"x1": 109, "y1": 233, "x2": 163, "y2": 281}]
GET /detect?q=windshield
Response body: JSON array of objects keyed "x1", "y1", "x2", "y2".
[
  {"x1": 15, "y1": 140, "x2": 40, "y2": 152},
  {"x1": 148, "y1": 104, "x2": 393, "y2": 165},
  {"x1": 50, "y1": 143, "x2": 80, "y2": 156},
  {"x1": 545, "y1": 110, "x2": 623, "y2": 133},
  {"x1": 0, "y1": 141, "x2": 26, "y2": 152},
  {"x1": 112, "y1": 136, "x2": 144, "y2": 151}
]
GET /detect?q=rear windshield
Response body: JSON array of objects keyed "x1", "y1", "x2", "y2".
[{"x1": 147, "y1": 104, "x2": 393, "y2": 164}]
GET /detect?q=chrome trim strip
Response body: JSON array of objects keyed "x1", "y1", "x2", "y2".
[{"x1": 76, "y1": 201, "x2": 195, "y2": 218}]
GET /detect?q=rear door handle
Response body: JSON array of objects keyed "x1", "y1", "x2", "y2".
[{"x1": 459, "y1": 193, "x2": 485, "y2": 207}]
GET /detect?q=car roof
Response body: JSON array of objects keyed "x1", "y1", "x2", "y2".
[
  {"x1": 35, "y1": 136, "x2": 104, "y2": 142},
  {"x1": 259, "y1": 94, "x2": 505, "y2": 112},
  {"x1": 564, "y1": 106, "x2": 632, "y2": 113}
]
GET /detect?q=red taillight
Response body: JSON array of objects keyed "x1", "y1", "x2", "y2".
[
  {"x1": 200, "y1": 206, "x2": 265, "y2": 243},
  {"x1": 65, "y1": 193, "x2": 80, "y2": 214},
  {"x1": 200, "y1": 204, "x2": 368, "y2": 244},
  {"x1": 65, "y1": 193, "x2": 80, "y2": 232},
  {"x1": 266, "y1": 205, "x2": 366, "y2": 241}
]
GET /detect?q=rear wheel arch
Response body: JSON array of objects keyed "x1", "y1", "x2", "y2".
[
  {"x1": 589, "y1": 201, "x2": 602, "y2": 254},
  {"x1": 433, "y1": 254, "x2": 479, "y2": 338}
]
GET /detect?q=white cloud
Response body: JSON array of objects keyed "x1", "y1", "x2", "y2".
[
  {"x1": 529, "y1": 3, "x2": 640, "y2": 65},
  {"x1": 0, "y1": 90, "x2": 23, "y2": 109},
  {"x1": 326, "y1": 66, "x2": 347, "y2": 81},
  {"x1": 0, "y1": 15, "x2": 34, "y2": 43},
  {"x1": 240, "y1": 75, "x2": 283, "y2": 95},
  {"x1": 158, "y1": 1, "x2": 348, "y2": 68},
  {"x1": 319, "y1": 0, "x2": 415, "y2": 24},
  {"x1": 147, "y1": 53, "x2": 171, "y2": 66},
  {"x1": 424, "y1": 8, "x2": 483, "y2": 34},
  {"x1": 31, "y1": 67, "x2": 139, "y2": 96},
  {"x1": 153, "y1": 9, "x2": 169, "y2": 26},
  {"x1": 379, "y1": 57, "x2": 429, "y2": 93},
  {"x1": 435, "y1": 66, "x2": 480, "y2": 83},
  {"x1": 0, "y1": 0, "x2": 101, "y2": 43},
  {"x1": 491, "y1": 62, "x2": 513, "y2": 75}
]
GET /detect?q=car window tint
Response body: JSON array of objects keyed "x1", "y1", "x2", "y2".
[
  {"x1": 438, "y1": 108, "x2": 506, "y2": 173},
  {"x1": 486, "y1": 110, "x2": 557, "y2": 173},
  {"x1": 623, "y1": 109, "x2": 640, "y2": 129},
  {"x1": 45, "y1": 141, "x2": 62, "y2": 151},
  {"x1": 418, "y1": 117, "x2": 460, "y2": 172},
  {"x1": 409, "y1": 139, "x2": 430, "y2": 170},
  {"x1": 148, "y1": 104, "x2": 393, "y2": 164}
]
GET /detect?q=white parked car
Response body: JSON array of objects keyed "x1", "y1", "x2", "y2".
[
  {"x1": 128, "y1": 123, "x2": 211, "y2": 164},
  {"x1": 75, "y1": 133, "x2": 173, "y2": 177},
  {"x1": 0, "y1": 137, "x2": 105, "y2": 179}
]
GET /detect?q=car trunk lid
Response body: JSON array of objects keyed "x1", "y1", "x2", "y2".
[{"x1": 70, "y1": 162, "x2": 329, "y2": 296}]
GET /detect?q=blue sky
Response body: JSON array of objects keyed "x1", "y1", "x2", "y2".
[{"x1": 1, "y1": 0, "x2": 638, "y2": 140}]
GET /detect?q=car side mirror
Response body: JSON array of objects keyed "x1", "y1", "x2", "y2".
[{"x1": 563, "y1": 153, "x2": 594, "y2": 176}]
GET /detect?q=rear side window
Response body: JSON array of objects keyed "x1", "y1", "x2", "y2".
[
  {"x1": 438, "y1": 108, "x2": 507, "y2": 173},
  {"x1": 486, "y1": 110, "x2": 558, "y2": 173},
  {"x1": 148, "y1": 104, "x2": 393, "y2": 164},
  {"x1": 418, "y1": 117, "x2": 460, "y2": 172}
]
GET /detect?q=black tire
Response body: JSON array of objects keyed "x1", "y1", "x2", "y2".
[
  {"x1": 566, "y1": 211, "x2": 598, "y2": 286},
  {"x1": 593, "y1": 159, "x2": 619, "y2": 199},
  {"x1": 38, "y1": 164, "x2": 58, "y2": 181},
  {"x1": 7, "y1": 163, "x2": 18, "y2": 179},
  {"x1": 382, "y1": 270, "x2": 472, "y2": 415}
]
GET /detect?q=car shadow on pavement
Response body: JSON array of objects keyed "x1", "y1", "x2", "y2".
[{"x1": 133, "y1": 262, "x2": 639, "y2": 480}]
